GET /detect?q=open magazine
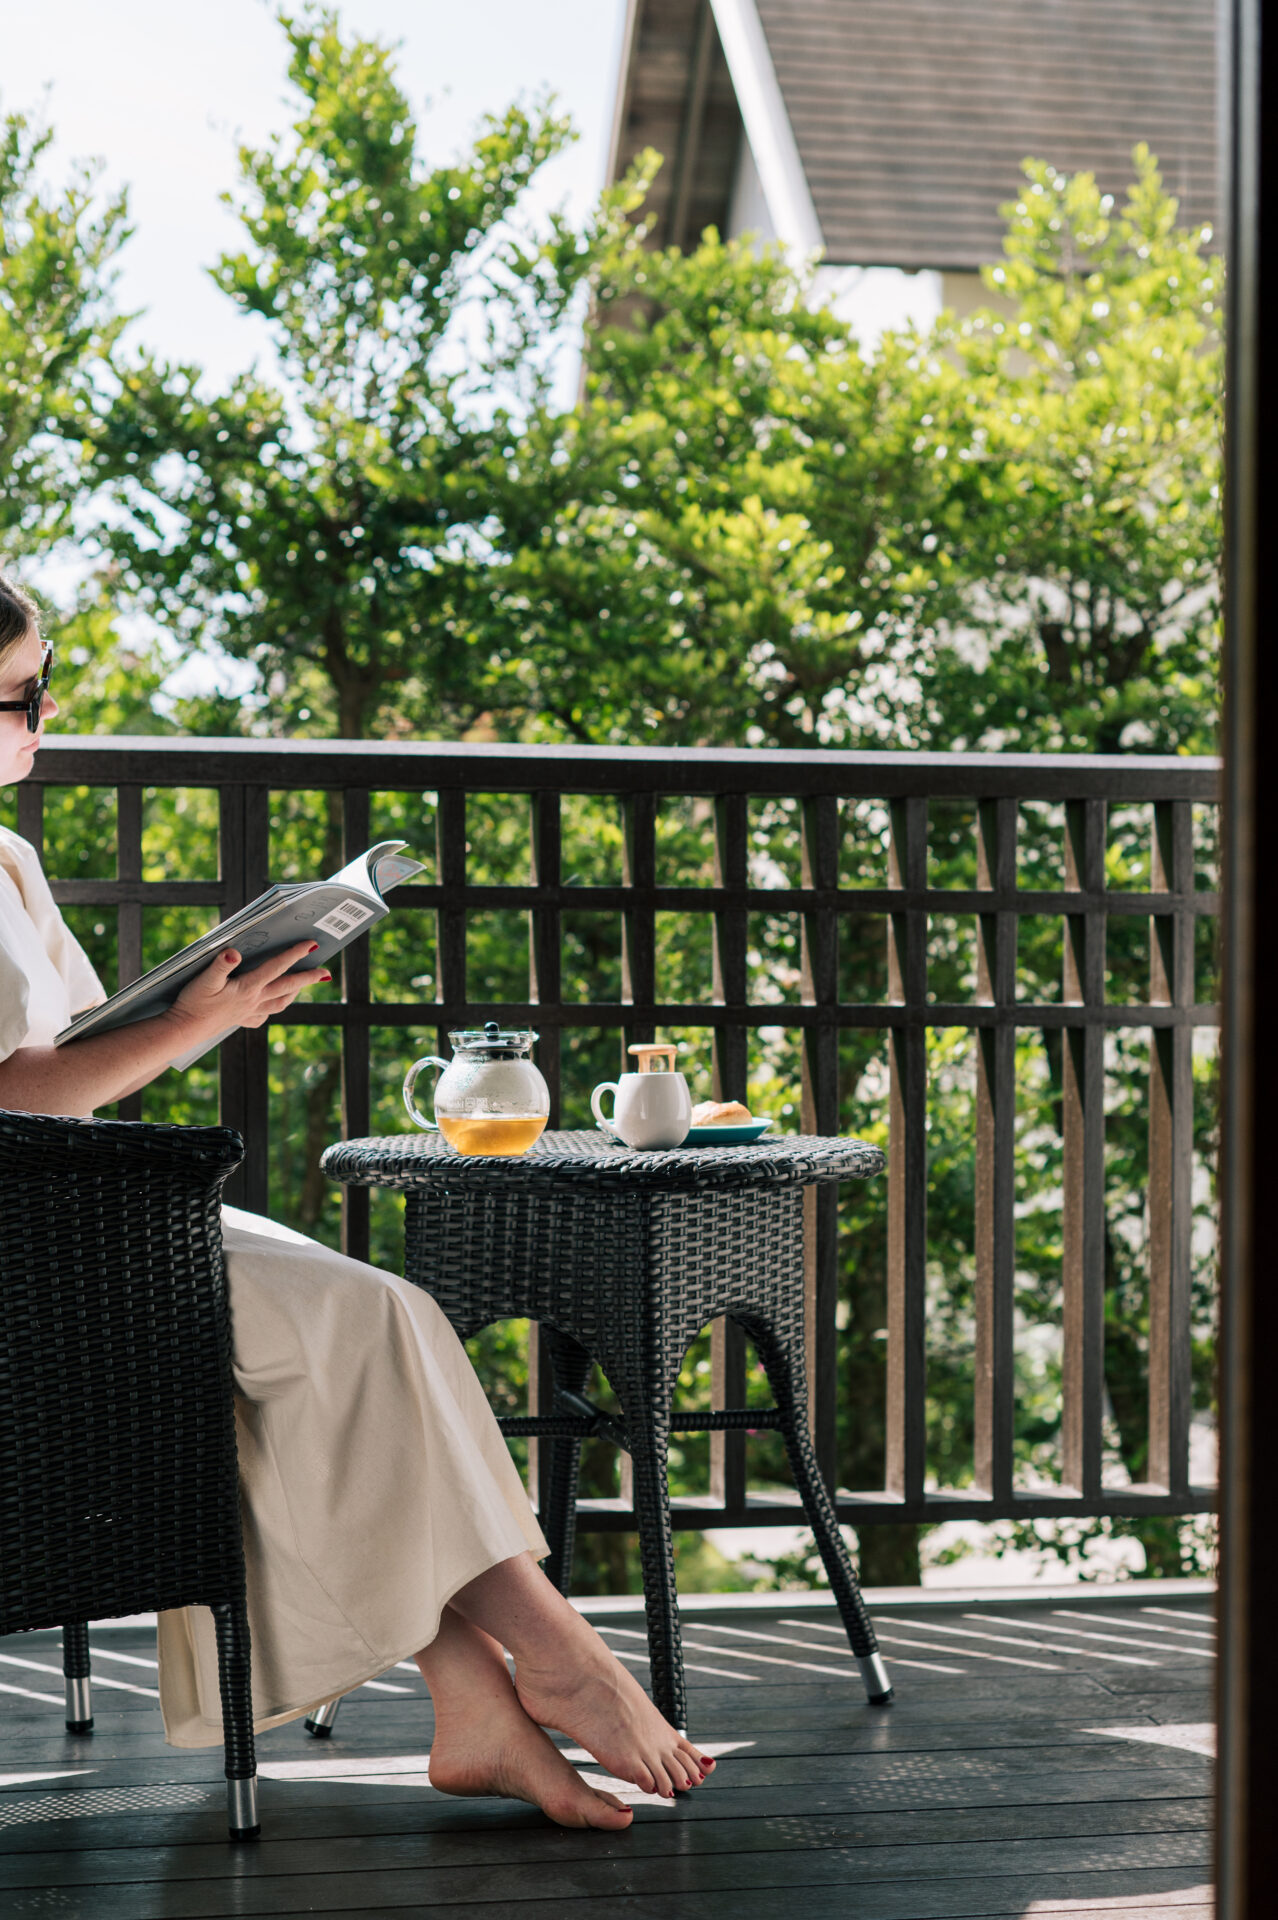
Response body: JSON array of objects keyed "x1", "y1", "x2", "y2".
[{"x1": 56, "y1": 840, "x2": 424, "y2": 1066}]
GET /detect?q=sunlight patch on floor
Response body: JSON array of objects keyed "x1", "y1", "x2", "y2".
[
  {"x1": 258, "y1": 1753, "x2": 434, "y2": 1783},
  {"x1": 1024, "y1": 1889, "x2": 1213, "y2": 1914},
  {"x1": 0, "y1": 1768, "x2": 97, "y2": 1787},
  {"x1": 1084, "y1": 1722, "x2": 1216, "y2": 1758}
]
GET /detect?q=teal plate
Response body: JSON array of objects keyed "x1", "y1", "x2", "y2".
[
  {"x1": 595, "y1": 1118, "x2": 775, "y2": 1147},
  {"x1": 684, "y1": 1118, "x2": 774, "y2": 1146}
]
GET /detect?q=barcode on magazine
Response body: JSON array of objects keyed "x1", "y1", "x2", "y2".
[{"x1": 315, "y1": 898, "x2": 376, "y2": 939}]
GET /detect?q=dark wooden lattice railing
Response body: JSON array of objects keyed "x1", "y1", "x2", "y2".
[{"x1": 23, "y1": 737, "x2": 1218, "y2": 1534}]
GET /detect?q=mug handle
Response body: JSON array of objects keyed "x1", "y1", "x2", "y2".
[
  {"x1": 591, "y1": 1081, "x2": 620, "y2": 1134},
  {"x1": 403, "y1": 1056, "x2": 449, "y2": 1131}
]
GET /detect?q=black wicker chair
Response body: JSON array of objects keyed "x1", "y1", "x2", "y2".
[{"x1": 0, "y1": 1109, "x2": 260, "y2": 1840}]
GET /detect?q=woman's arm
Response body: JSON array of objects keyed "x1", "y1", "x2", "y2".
[{"x1": 0, "y1": 940, "x2": 330, "y2": 1118}]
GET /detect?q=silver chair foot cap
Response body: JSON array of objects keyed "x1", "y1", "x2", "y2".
[
  {"x1": 305, "y1": 1697, "x2": 343, "y2": 1736},
  {"x1": 858, "y1": 1652, "x2": 894, "y2": 1704},
  {"x1": 64, "y1": 1676, "x2": 93, "y2": 1732},
  {"x1": 227, "y1": 1775, "x2": 259, "y2": 1839}
]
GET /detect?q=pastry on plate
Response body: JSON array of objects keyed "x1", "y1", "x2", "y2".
[{"x1": 690, "y1": 1099, "x2": 753, "y2": 1126}]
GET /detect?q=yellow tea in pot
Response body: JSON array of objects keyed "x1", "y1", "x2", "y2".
[{"x1": 438, "y1": 1114, "x2": 547, "y2": 1156}]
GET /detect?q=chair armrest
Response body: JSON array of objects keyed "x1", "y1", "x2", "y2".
[{"x1": 0, "y1": 1108, "x2": 243, "y2": 1184}]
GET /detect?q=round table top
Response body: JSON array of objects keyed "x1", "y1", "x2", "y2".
[{"x1": 321, "y1": 1129, "x2": 885, "y2": 1195}]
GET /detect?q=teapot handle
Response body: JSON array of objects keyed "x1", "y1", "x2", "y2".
[{"x1": 403, "y1": 1056, "x2": 449, "y2": 1131}]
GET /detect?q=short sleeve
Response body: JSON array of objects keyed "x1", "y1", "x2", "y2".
[
  {"x1": 0, "y1": 927, "x2": 32, "y2": 1065},
  {"x1": 0, "y1": 828, "x2": 107, "y2": 1023}
]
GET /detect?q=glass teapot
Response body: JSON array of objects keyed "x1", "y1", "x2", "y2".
[{"x1": 403, "y1": 1022, "x2": 549, "y2": 1156}]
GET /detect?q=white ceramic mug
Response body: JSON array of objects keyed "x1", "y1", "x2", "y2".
[{"x1": 591, "y1": 1070, "x2": 692, "y2": 1150}]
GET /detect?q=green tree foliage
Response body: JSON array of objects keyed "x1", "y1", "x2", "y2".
[
  {"x1": 930, "y1": 147, "x2": 1222, "y2": 755},
  {"x1": 82, "y1": 5, "x2": 609, "y2": 741},
  {"x1": 484, "y1": 147, "x2": 1221, "y2": 762},
  {"x1": 491, "y1": 234, "x2": 962, "y2": 747},
  {"x1": 0, "y1": 107, "x2": 128, "y2": 560},
  {"x1": 68, "y1": 21, "x2": 1222, "y2": 775}
]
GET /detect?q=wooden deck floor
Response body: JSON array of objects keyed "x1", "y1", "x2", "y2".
[{"x1": 0, "y1": 1589, "x2": 1214, "y2": 1919}]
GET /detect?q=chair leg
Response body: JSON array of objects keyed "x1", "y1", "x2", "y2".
[
  {"x1": 746, "y1": 1317, "x2": 894, "y2": 1707},
  {"x1": 61, "y1": 1621, "x2": 93, "y2": 1734},
  {"x1": 211, "y1": 1599, "x2": 260, "y2": 1839},
  {"x1": 305, "y1": 1697, "x2": 343, "y2": 1737},
  {"x1": 539, "y1": 1329, "x2": 593, "y2": 1595}
]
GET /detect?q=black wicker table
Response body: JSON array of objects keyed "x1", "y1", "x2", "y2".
[{"x1": 319, "y1": 1128, "x2": 889, "y2": 1734}]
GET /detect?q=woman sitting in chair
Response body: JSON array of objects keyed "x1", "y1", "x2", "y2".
[{"x1": 0, "y1": 573, "x2": 712, "y2": 1829}]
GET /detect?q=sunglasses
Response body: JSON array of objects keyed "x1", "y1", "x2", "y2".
[{"x1": 0, "y1": 646, "x2": 54, "y2": 733}]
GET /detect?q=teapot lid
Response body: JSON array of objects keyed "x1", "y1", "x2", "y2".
[{"x1": 449, "y1": 1021, "x2": 538, "y2": 1058}]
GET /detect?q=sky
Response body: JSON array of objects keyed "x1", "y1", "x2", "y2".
[{"x1": 8, "y1": 0, "x2": 629, "y2": 390}]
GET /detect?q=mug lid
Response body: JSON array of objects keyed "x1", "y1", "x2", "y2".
[{"x1": 628, "y1": 1043, "x2": 681, "y2": 1073}]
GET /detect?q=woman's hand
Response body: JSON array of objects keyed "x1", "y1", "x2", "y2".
[{"x1": 166, "y1": 941, "x2": 332, "y2": 1041}]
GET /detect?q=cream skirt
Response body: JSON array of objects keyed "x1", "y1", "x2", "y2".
[{"x1": 156, "y1": 1206, "x2": 548, "y2": 1748}]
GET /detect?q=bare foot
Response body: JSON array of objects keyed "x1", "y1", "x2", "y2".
[
  {"x1": 512, "y1": 1615, "x2": 714, "y2": 1800},
  {"x1": 448, "y1": 1553, "x2": 716, "y2": 1799},
  {"x1": 429, "y1": 1698, "x2": 634, "y2": 1829},
  {"x1": 418, "y1": 1609, "x2": 633, "y2": 1831}
]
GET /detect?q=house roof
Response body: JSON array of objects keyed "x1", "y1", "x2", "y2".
[
  {"x1": 756, "y1": 0, "x2": 1219, "y2": 269},
  {"x1": 608, "y1": 0, "x2": 1220, "y2": 271}
]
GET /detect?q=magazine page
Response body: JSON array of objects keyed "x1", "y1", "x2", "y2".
[{"x1": 325, "y1": 840, "x2": 424, "y2": 899}]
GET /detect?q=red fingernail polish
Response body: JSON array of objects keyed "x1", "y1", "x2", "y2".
[
  {"x1": 319, "y1": 973, "x2": 332, "y2": 982},
  {"x1": 308, "y1": 942, "x2": 319, "y2": 953}
]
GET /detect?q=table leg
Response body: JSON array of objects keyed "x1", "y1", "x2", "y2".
[
  {"x1": 744, "y1": 1314, "x2": 894, "y2": 1706},
  {"x1": 539, "y1": 1328, "x2": 593, "y2": 1595},
  {"x1": 626, "y1": 1413, "x2": 687, "y2": 1735}
]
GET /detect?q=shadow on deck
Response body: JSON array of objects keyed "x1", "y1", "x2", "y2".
[{"x1": 0, "y1": 1587, "x2": 1214, "y2": 1919}]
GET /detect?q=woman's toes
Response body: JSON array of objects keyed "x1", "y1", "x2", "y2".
[
  {"x1": 544, "y1": 1782, "x2": 632, "y2": 1830},
  {"x1": 667, "y1": 1745, "x2": 702, "y2": 1787},
  {"x1": 579, "y1": 1788, "x2": 634, "y2": 1831}
]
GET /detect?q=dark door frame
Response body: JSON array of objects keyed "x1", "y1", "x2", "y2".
[{"x1": 1218, "y1": 0, "x2": 1278, "y2": 1909}]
